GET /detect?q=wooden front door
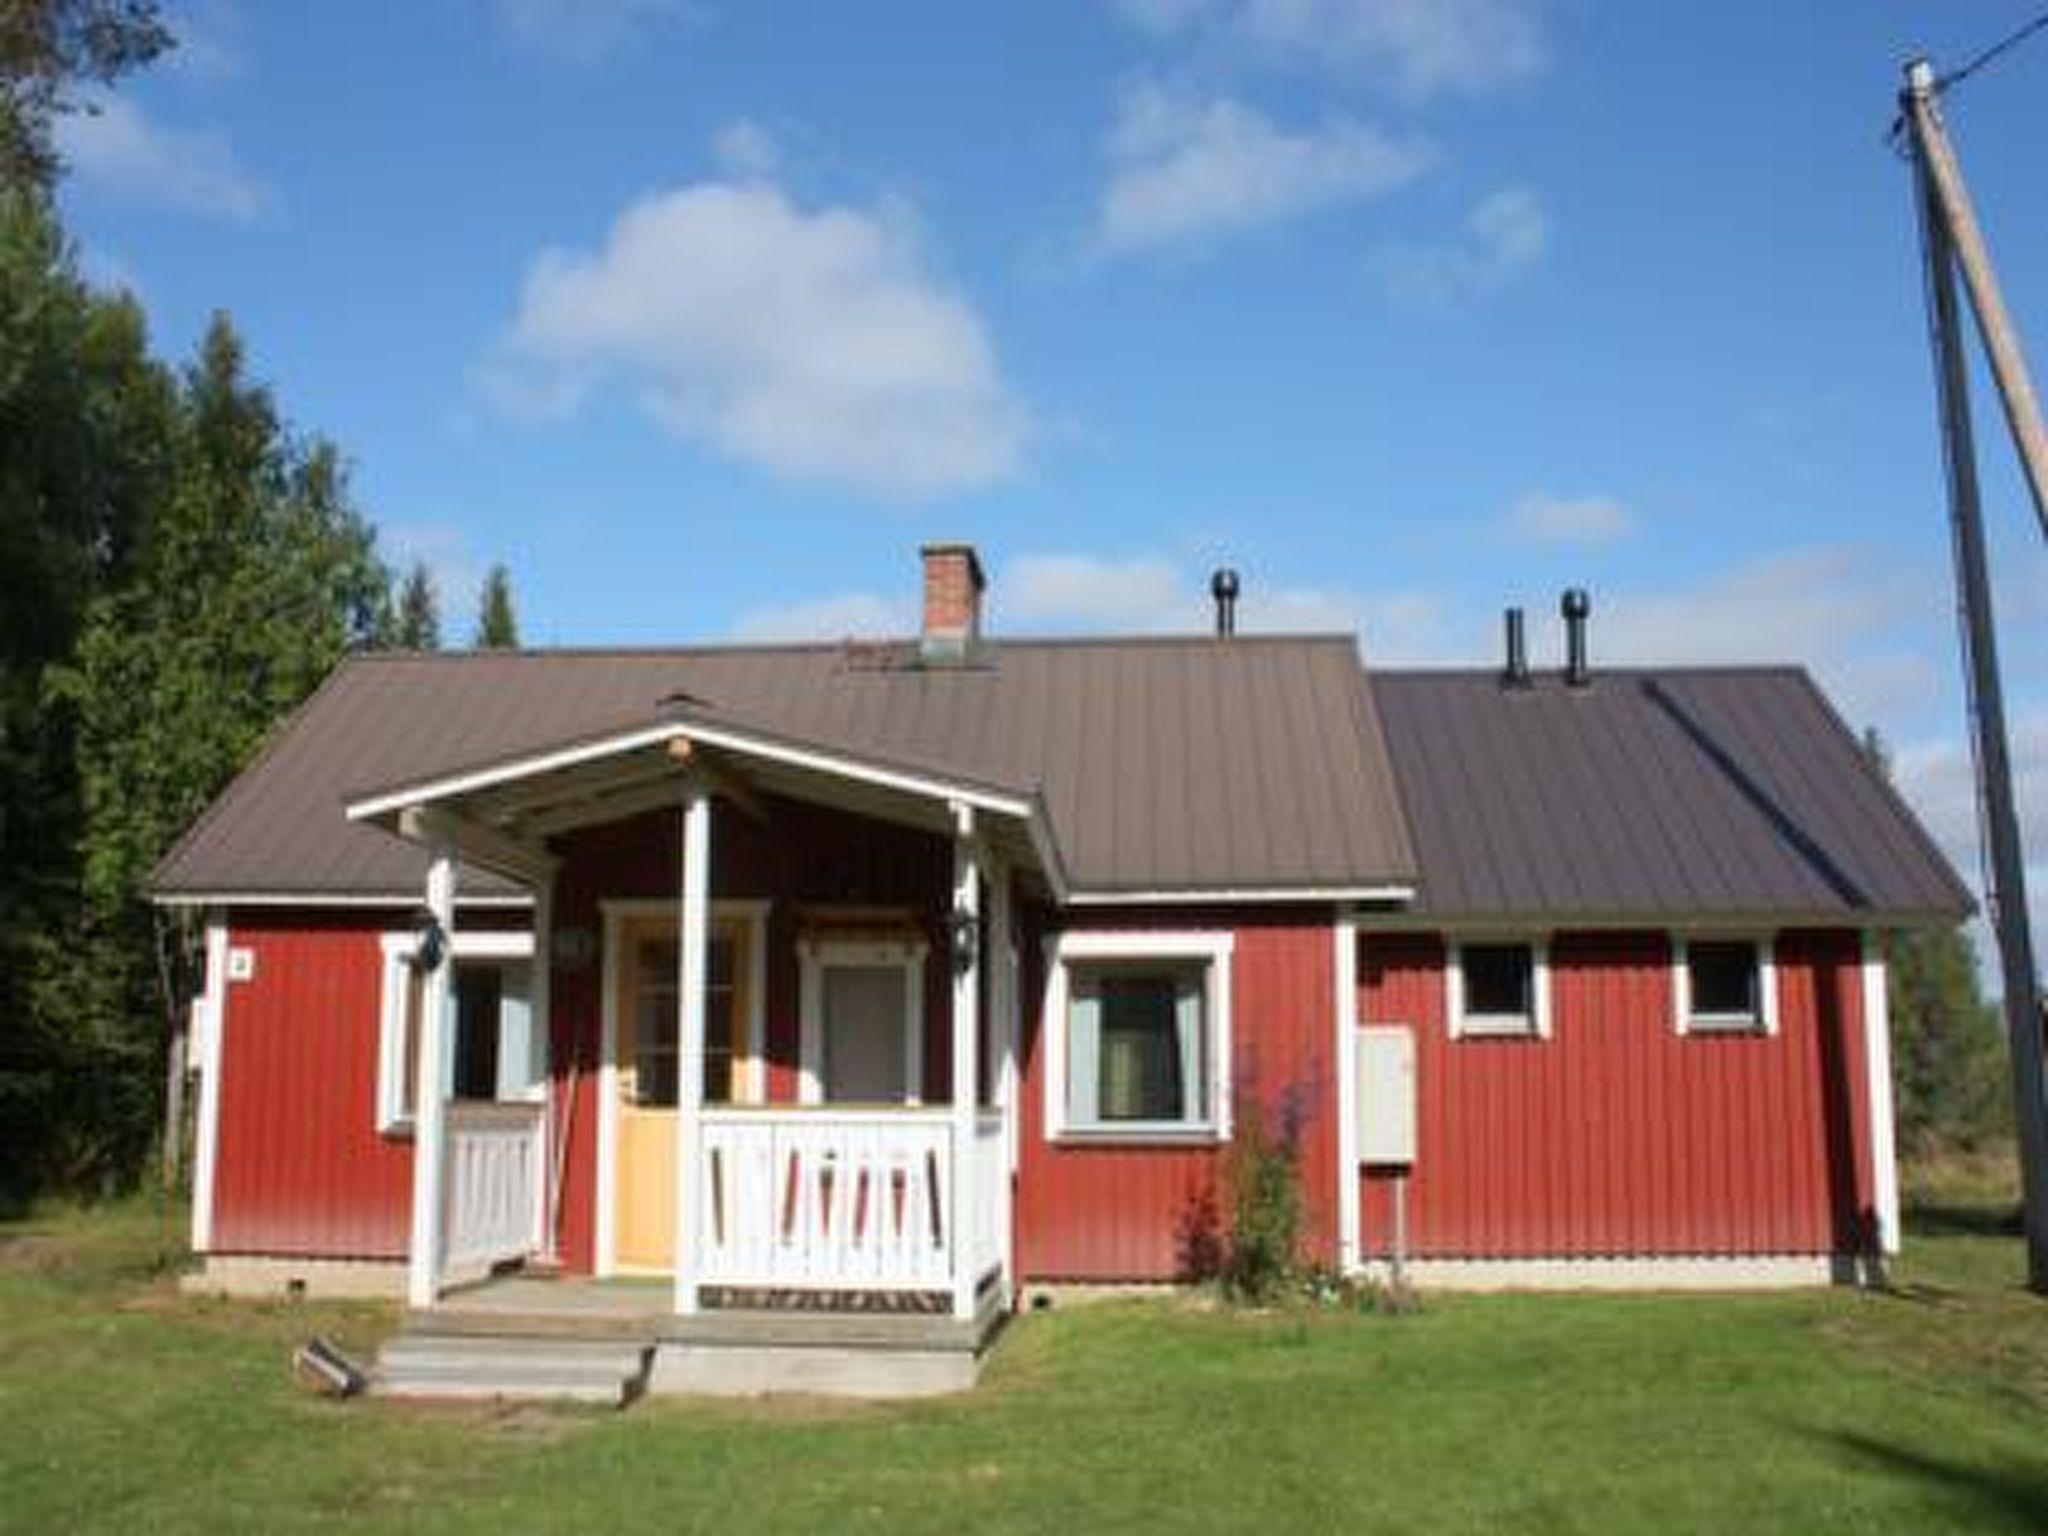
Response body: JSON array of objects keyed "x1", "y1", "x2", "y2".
[{"x1": 612, "y1": 912, "x2": 754, "y2": 1271}]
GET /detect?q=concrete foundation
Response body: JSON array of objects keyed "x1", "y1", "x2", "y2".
[
  {"x1": 181, "y1": 1254, "x2": 406, "y2": 1300},
  {"x1": 647, "y1": 1339, "x2": 981, "y2": 1398}
]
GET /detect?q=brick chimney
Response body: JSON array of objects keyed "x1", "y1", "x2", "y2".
[{"x1": 920, "y1": 543, "x2": 985, "y2": 665}]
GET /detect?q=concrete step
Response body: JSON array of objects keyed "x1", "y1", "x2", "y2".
[{"x1": 373, "y1": 1333, "x2": 652, "y2": 1406}]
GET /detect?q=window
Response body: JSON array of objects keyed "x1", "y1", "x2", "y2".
[
  {"x1": 377, "y1": 930, "x2": 539, "y2": 1133},
  {"x1": 628, "y1": 933, "x2": 739, "y2": 1107},
  {"x1": 1449, "y1": 938, "x2": 1550, "y2": 1038},
  {"x1": 797, "y1": 938, "x2": 926, "y2": 1106},
  {"x1": 1045, "y1": 932, "x2": 1232, "y2": 1140},
  {"x1": 1677, "y1": 936, "x2": 1776, "y2": 1034}
]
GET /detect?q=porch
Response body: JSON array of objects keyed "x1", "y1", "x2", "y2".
[{"x1": 351, "y1": 705, "x2": 1037, "y2": 1367}]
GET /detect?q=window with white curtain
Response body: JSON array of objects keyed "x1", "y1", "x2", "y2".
[{"x1": 1046, "y1": 932, "x2": 1232, "y2": 1140}]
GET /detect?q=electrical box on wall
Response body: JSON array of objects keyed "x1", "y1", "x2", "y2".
[{"x1": 1356, "y1": 1024, "x2": 1416, "y2": 1166}]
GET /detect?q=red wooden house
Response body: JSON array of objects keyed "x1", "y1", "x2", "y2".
[{"x1": 153, "y1": 544, "x2": 1967, "y2": 1393}]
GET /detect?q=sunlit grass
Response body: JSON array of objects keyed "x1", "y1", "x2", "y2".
[{"x1": 4, "y1": 1166, "x2": 2045, "y2": 1535}]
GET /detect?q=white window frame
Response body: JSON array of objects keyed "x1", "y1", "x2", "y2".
[
  {"x1": 1044, "y1": 930, "x2": 1234, "y2": 1143},
  {"x1": 1674, "y1": 932, "x2": 1778, "y2": 1036},
  {"x1": 376, "y1": 928, "x2": 536, "y2": 1134},
  {"x1": 797, "y1": 937, "x2": 928, "y2": 1106},
  {"x1": 1447, "y1": 936, "x2": 1551, "y2": 1040}
]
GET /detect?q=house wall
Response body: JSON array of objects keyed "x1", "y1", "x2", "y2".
[
  {"x1": 208, "y1": 909, "x2": 412, "y2": 1258},
  {"x1": 206, "y1": 905, "x2": 530, "y2": 1260},
  {"x1": 1353, "y1": 928, "x2": 1877, "y2": 1262},
  {"x1": 1014, "y1": 906, "x2": 1338, "y2": 1283}
]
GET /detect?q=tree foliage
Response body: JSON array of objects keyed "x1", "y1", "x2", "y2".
[
  {"x1": 394, "y1": 560, "x2": 440, "y2": 650},
  {"x1": 1, "y1": 193, "x2": 391, "y2": 1201},
  {"x1": 1862, "y1": 730, "x2": 2010, "y2": 1157},
  {"x1": 1, "y1": 0, "x2": 172, "y2": 188},
  {"x1": 474, "y1": 562, "x2": 518, "y2": 649}
]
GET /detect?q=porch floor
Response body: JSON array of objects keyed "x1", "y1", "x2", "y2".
[{"x1": 405, "y1": 1271, "x2": 1008, "y2": 1394}]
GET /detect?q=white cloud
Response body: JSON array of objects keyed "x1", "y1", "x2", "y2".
[
  {"x1": 56, "y1": 96, "x2": 267, "y2": 221},
  {"x1": 1094, "y1": 79, "x2": 1432, "y2": 256},
  {"x1": 729, "y1": 590, "x2": 910, "y2": 642},
  {"x1": 1507, "y1": 491, "x2": 1630, "y2": 545},
  {"x1": 484, "y1": 176, "x2": 1029, "y2": 501},
  {"x1": 1115, "y1": 0, "x2": 1546, "y2": 99},
  {"x1": 496, "y1": 0, "x2": 691, "y2": 62},
  {"x1": 712, "y1": 118, "x2": 780, "y2": 180},
  {"x1": 1383, "y1": 185, "x2": 1547, "y2": 307},
  {"x1": 991, "y1": 551, "x2": 1452, "y2": 660}
]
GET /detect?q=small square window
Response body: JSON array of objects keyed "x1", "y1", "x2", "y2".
[
  {"x1": 1452, "y1": 940, "x2": 1548, "y2": 1038},
  {"x1": 1678, "y1": 937, "x2": 1774, "y2": 1034}
]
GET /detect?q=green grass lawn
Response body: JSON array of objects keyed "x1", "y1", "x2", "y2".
[{"x1": 6, "y1": 1175, "x2": 2048, "y2": 1535}]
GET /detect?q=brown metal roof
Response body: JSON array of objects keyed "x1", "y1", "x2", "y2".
[
  {"x1": 153, "y1": 636, "x2": 1418, "y2": 900},
  {"x1": 1371, "y1": 667, "x2": 1972, "y2": 921}
]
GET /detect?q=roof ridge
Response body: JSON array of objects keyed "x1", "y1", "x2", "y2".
[{"x1": 345, "y1": 632, "x2": 1362, "y2": 664}]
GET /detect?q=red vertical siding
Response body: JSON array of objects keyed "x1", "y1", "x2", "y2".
[
  {"x1": 1015, "y1": 910, "x2": 1336, "y2": 1282},
  {"x1": 210, "y1": 914, "x2": 413, "y2": 1258},
  {"x1": 1355, "y1": 929, "x2": 1875, "y2": 1260}
]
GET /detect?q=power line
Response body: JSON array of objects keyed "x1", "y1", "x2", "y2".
[{"x1": 1938, "y1": 7, "x2": 2048, "y2": 95}]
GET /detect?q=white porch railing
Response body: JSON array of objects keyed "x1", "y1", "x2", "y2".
[
  {"x1": 441, "y1": 1101, "x2": 545, "y2": 1280},
  {"x1": 699, "y1": 1107, "x2": 1008, "y2": 1294}
]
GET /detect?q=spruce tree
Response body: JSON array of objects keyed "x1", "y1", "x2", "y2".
[
  {"x1": 474, "y1": 563, "x2": 519, "y2": 649},
  {"x1": 1863, "y1": 730, "x2": 2010, "y2": 1154},
  {"x1": 393, "y1": 561, "x2": 440, "y2": 650}
]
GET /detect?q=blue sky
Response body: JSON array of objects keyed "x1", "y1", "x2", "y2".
[{"x1": 52, "y1": 0, "x2": 2048, "y2": 925}]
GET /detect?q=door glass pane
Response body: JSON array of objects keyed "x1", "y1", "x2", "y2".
[
  {"x1": 823, "y1": 964, "x2": 908, "y2": 1104},
  {"x1": 629, "y1": 931, "x2": 741, "y2": 1107}
]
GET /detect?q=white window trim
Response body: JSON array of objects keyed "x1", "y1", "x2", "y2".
[
  {"x1": 1447, "y1": 936, "x2": 1551, "y2": 1040},
  {"x1": 796, "y1": 937, "x2": 928, "y2": 1106},
  {"x1": 1674, "y1": 932, "x2": 1778, "y2": 1036},
  {"x1": 1044, "y1": 930, "x2": 1234, "y2": 1144},
  {"x1": 376, "y1": 928, "x2": 536, "y2": 1134}
]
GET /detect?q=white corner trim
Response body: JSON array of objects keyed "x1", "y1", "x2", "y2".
[
  {"x1": 1333, "y1": 910, "x2": 1361, "y2": 1274},
  {"x1": 1446, "y1": 935, "x2": 1551, "y2": 1040},
  {"x1": 1043, "y1": 929, "x2": 1234, "y2": 1144},
  {"x1": 1861, "y1": 933, "x2": 1901, "y2": 1256},
  {"x1": 1673, "y1": 931, "x2": 1779, "y2": 1037},
  {"x1": 797, "y1": 937, "x2": 927, "y2": 1107},
  {"x1": 189, "y1": 914, "x2": 230, "y2": 1254}
]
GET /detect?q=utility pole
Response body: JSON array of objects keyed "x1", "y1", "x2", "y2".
[{"x1": 1902, "y1": 56, "x2": 2048, "y2": 1292}]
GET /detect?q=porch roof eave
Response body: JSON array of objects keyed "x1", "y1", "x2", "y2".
[{"x1": 342, "y1": 713, "x2": 1071, "y2": 902}]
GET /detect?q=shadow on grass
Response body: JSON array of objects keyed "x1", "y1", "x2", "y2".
[
  {"x1": 1905, "y1": 1200, "x2": 2025, "y2": 1240},
  {"x1": 1825, "y1": 1429, "x2": 2048, "y2": 1533}
]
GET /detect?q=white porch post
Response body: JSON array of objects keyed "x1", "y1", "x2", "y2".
[
  {"x1": 532, "y1": 878, "x2": 555, "y2": 1260},
  {"x1": 673, "y1": 778, "x2": 711, "y2": 1316},
  {"x1": 987, "y1": 854, "x2": 1017, "y2": 1304},
  {"x1": 950, "y1": 803, "x2": 982, "y2": 1319},
  {"x1": 407, "y1": 843, "x2": 458, "y2": 1309}
]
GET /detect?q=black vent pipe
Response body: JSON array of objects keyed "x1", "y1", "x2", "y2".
[
  {"x1": 1502, "y1": 607, "x2": 1531, "y2": 688},
  {"x1": 1210, "y1": 568, "x2": 1240, "y2": 638},
  {"x1": 1561, "y1": 587, "x2": 1591, "y2": 687}
]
